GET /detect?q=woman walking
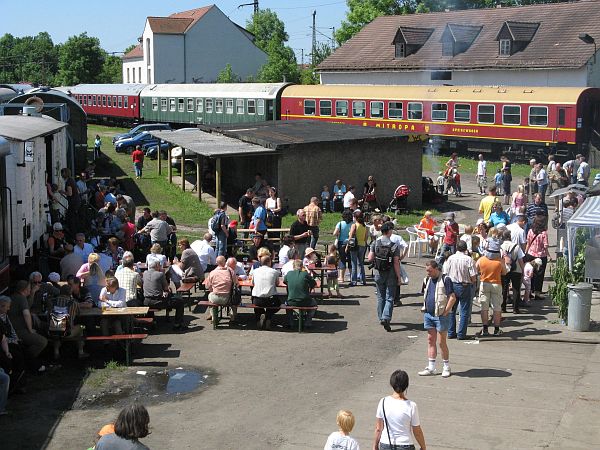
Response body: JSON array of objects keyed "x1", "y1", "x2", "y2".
[
  {"x1": 333, "y1": 210, "x2": 353, "y2": 283},
  {"x1": 348, "y1": 210, "x2": 368, "y2": 286},
  {"x1": 525, "y1": 215, "x2": 549, "y2": 300}
]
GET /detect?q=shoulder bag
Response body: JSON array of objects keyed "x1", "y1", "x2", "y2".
[
  {"x1": 382, "y1": 398, "x2": 397, "y2": 450},
  {"x1": 228, "y1": 268, "x2": 242, "y2": 306},
  {"x1": 524, "y1": 232, "x2": 540, "y2": 263}
]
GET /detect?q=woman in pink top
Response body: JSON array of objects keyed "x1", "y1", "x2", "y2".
[
  {"x1": 204, "y1": 255, "x2": 238, "y2": 322},
  {"x1": 525, "y1": 217, "x2": 549, "y2": 299},
  {"x1": 511, "y1": 185, "x2": 527, "y2": 218}
]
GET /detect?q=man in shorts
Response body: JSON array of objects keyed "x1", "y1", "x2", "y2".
[
  {"x1": 476, "y1": 249, "x2": 509, "y2": 336},
  {"x1": 476, "y1": 153, "x2": 487, "y2": 195},
  {"x1": 418, "y1": 260, "x2": 456, "y2": 378}
]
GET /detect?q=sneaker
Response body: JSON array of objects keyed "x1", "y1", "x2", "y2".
[
  {"x1": 259, "y1": 314, "x2": 266, "y2": 330},
  {"x1": 477, "y1": 328, "x2": 490, "y2": 337},
  {"x1": 442, "y1": 366, "x2": 451, "y2": 378},
  {"x1": 418, "y1": 367, "x2": 437, "y2": 376},
  {"x1": 380, "y1": 320, "x2": 391, "y2": 332},
  {"x1": 493, "y1": 328, "x2": 503, "y2": 336}
]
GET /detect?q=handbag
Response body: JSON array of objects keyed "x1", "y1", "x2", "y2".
[
  {"x1": 346, "y1": 237, "x2": 357, "y2": 250},
  {"x1": 228, "y1": 268, "x2": 242, "y2": 306}
]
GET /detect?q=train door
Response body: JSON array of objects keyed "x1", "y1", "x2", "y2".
[{"x1": 553, "y1": 106, "x2": 571, "y2": 143}]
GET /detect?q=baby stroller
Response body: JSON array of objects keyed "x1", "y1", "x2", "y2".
[{"x1": 389, "y1": 185, "x2": 410, "y2": 214}]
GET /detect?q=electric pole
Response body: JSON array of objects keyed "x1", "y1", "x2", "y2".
[
  {"x1": 312, "y1": 10, "x2": 317, "y2": 66},
  {"x1": 254, "y1": 0, "x2": 258, "y2": 14}
]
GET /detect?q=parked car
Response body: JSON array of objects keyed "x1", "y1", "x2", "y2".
[
  {"x1": 112, "y1": 123, "x2": 171, "y2": 144},
  {"x1": 143, "y1": 140, "x2": 170, "y2": 160},
  {"x1": 115, "y1": 131, "x2": 160, "y2": 154},
  {"x1": 170, "y1": 146, "x2": 196, "y2": 171}
]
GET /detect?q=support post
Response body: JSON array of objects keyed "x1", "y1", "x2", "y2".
[
  {"x1": 196, "y1": 155, "x2": 202, "y2": 202},
  {"x1": 215, "y1": 157, "x2": 222, "y2": 207},
  {"x1": 181, "y1": 147, "x2": 186, "y2": 192},
  {"x1": 157, "y1": 144, "x2": 162, "y2": 175},
  {"x1": 168, "y1": 147, "x2": 172, "y2": 184}
]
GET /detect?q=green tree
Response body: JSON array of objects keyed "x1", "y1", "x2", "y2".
[
  {"x1": 0, "y1": 32, "x2": 58, "y2": 85},
  {"x1": 0, "y1": 34, "x2": 17, "y2": 83},
  {"x1": 246, "y1": 9, "x2": 288, "y2": 53},
  {"x1": 302, "y1": 43, "x2": 332, "y2": 84},
  {"x1": 216, "y1": 63, "x2": 241, "y2": 83},
  {"x1": 99, "y1": 53, "x2": 122, "y2": 83},
  {"x1": 55, "y1": 32, "x2": 105, "y2": 85},
  {"x1": 123, "y1": 44, "x2": 138, "y2": 55}
]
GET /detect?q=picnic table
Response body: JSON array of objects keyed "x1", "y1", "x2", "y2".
[
  {"x1": 237, "y1": 276, "x2": 321, "y2": 289},
  {"x1": 237, "y1": 228, "x2": 290, "y2": 242}
]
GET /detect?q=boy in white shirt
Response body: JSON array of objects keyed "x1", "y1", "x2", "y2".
[{"x1": 324, "y1": 410, "x2": 360, "y2": 450}]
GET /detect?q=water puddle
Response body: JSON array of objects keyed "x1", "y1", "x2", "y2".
[{"x1": 75, "y1": 366, "x2": 215, "y2": 409}]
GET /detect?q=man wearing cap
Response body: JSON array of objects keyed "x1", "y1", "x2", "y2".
[
  {"x1": 476, "y1": 246, "x2": 509, "y2": 336},
  {"x1": 290, "y1": 209, "x2": 311, "y2": 257},
  {"x1": 332, "y1": 179, "x2": 346, "y2": 212},
  {"x1": 444, "y1": 241, "x2": 477, "y2": 340},
  {"x1": 367, "y1": 222, "x2": 402, "y2": 332},
  {"x1": 132, "y1": 145, "x2": 144, "y2": 179},
  {"x1": 437, "y1": 212, "x2": 459, "y2": 265},
  {"x1": 478, "y1": 186, "x2": 498, "y2": 224},
  {"x1": 476, "y1": 153, "x2": 487, "y2": 195},
  {"x1": 304, "y1": 197, "x2": 323, "y2": 250}
]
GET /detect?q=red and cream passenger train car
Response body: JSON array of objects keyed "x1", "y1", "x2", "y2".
[{"x1": 280, "y1": 85, "x2": 600, "y2": 158}]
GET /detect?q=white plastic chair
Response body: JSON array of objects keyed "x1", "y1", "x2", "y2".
[{"x1": 407, "y1": 226, "x2": 429, "y2": 258}]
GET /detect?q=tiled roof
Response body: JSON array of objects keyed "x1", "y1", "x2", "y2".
[
  {"x1": 393, "y1": 26, "x2": 434, "y2": 45},
  {"x1": 319, "y1": 0, "x2": 600, "y2": 72},
  {"x1": 122, "y1": 43, "x2": 143, "y2": 60},
  {"x1": 168, "y1": 5, "x2": 213, "y2": 31},
  {"x1": 444, "y1": 24, "x2": 483, "y2": 44},
  {"x1": 147, "y1": 17, "x2": 194, "y2": 34}
]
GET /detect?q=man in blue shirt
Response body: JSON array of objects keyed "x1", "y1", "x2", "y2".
[
  {"x1": 251, "y1": 197, "x2": 268, "y2": 234},
  {"x1": 419, "y1": 260, "x2": 456, "y2": 378}
]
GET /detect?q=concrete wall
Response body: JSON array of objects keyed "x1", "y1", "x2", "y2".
[
  {"x1": 153, "y1": 34, "x2": 186, "y2": 84},
  {"x1": 122, "y1": 59, "x2": 143, "y2": 84},
  {"x1": 276, "y1": 139, "x2": 422, "y2": 212},
  {"x1": 320, "y1": 67, "x2": 590, "y2": 87},
  {"x1": 219, "y1": 155, "x2": 279, "y2": 204},
  {"x1": 586, "y1": 52, "x2": 600, "y2": 87}
]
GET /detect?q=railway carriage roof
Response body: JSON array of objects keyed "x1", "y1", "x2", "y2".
[
  {"x1": 140, "y1": 83, "x2": 290, "y2": 100},
  {"x1": 0, "y1": 115, "x2": 67, "y2": 141},
  {"x1": 67, "y1": 84, "x2": 148, "y2": 96},
  {"x1": 282, "y1": 85, "x2": 597, "y2": 105}
]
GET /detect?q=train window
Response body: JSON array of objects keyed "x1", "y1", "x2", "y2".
[
  {"x1": 197, "y1": 98, "x2": 204, "y2": 113},
  {"x1": 226, "y1": 99, "x2": 234, "y2": 114},
  {"x1": 102, "y1": 95, "x2": 106, "y2": 107},
  {"x1": 89, "y1": 95, "x2": 92, "y2": 105},
  {"x1": 320, "y1": 100, "x2": 332, "y2": 116},
  {"x1": 169, "y1": 98, "x2": 176, "y2": 112},
  {"x1": 558, "y1": 108, "x2": 566, "y2": 126},
  {"x1": 529, "y1": 106, "x2": 548, "y2": 126},
  {"x1": 141, "y1": 99, "x2": 144, "y2": 109},
  {"x1": 388, "y1": 102, "x2": 403, "y2": 119},
  {"x1": 370, "y1": 101, "x2": 384, "y2": 118},
  {"x1": 118, "y1": 96, "x2": 123, "y2": 108},
  {"x1": 206, "y1": 99, "x2": 213, "y2": 113},
  {"x1": 112, "y1": 96, "x2": 117, "y2": 107},
  {"x1": 178, "y1": 98, "x2": 185, "y2": 112},
  {"x1": 187, "y1": 98, "x2": 194, "y2": 112},
  {"x1": 92, "y1": 95, "x2": 96, "y2": 106},
  {"x1": 502, "y1": 105, "x2": 521, "y2": 125},
  {"x1": 152, "y1": 98, "x2": 158, "y2": 111},
  {"x1": 83, "y1": 96, "x2": 87, "y2": 106},
  {"x1": 477, "y1": 104, "x2": 495, "y2": 124},
  {"x1": 454, "y1": 104, "x2": 470, "y2": 122},
  {"x1": 215, "y1": 99, "x2": 223, "y2": 113},
  {"x1": 124, "y1": 97, "x2": 128, "y2": 108},
  {"x1": 107, "y1": 96, "x2": 111, "y2": 107},
  {"x1": 257, "y1": 99, "x2": 265, "y2": 115},
  {"x1": 236, "y1": 99, "x2": 244, "y2": 114},
  {"x1": 431, "y1": 103, "x2": 448, "y2": 122},
  {"x1": 336, "y1": 100, "x2": 348, "y2": 117},
  {"x1": 407, "y1": 102, "x2": 423, "y2": 120},
  {"x1": 161, "y1": 98, "x2": 167, "y2": 111},
  {"x1": 247, "y1": 99, "x2": 256, "y2": 114},
  {"x1": 304, "y1": 99, "x2": 316, "y2": 115},
  {"x1": 352, "y1": 101, "x2": 366, "y2": 118}
]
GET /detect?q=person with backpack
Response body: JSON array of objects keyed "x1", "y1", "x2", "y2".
[
  {"x1": 500, "y1": 229, "x2": 525, "y2": 314},
  {"x1": 48, "y1": 285, "x2": 88, "y2": 360},
  {"x1": 367, "y1": 222, "x2": 402, "y2": 332},
  {"x1": 211, "y1": 202, "x2": 229, "y2": 257}
]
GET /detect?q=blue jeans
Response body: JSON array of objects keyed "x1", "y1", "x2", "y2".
[
  {"x1": 337, "y1": 241, "x2": 349, "y2": 269},
  {"x1": 375, "y1": 270, "x2": 397, "y2": 322},
  {"x1": 350, "y1": 245, "x2": 366, "y2": 283},
  {"x1": 436, "y1": 243, "x2": 455, "y2": 265},
  {"x1": 215, "y1": 231, "x2": 227, "y2": 257},
  {"x1": 538, "y1": 183, "x2": 548, "y2": 203},
  {"x1": 134, "y1": 162, "x2": 143, "y2": 177},
  {"x1": 424, "y1": 312, "x2": 450, "y2": 332},
  {"x1": 448, "y1": 282, "x2": 472, "y2": 338},
  {"x1": 0, "y1": 368, "x2": 8, "y2": 413},
  {"x1": 309, "y1": 226, "x2": 319, "y2": 250}
]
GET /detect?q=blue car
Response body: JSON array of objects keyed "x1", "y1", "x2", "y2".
[
  {"x1": 143, "y1": 140, "x2": 170, "y2": 159},
  {"x1": 112, "y1": 123, "x2": 171, "y2": 145},
  {"x1": 114, "y1": 131, "x2": 160, "y2": 154}
]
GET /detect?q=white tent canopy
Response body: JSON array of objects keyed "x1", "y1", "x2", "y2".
[{"x1": 566, "y1": 196, "x2": 600, "y2": 270}]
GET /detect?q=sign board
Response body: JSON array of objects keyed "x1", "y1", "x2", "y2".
[{"x1": 24, "y1": 141, "x2": 34, "y2": 162}]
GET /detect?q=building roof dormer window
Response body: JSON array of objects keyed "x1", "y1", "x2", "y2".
[
  {"x1": 495, "y1": 21, "x2": 540, "y2": 56},
  {"x1": 440, "y1": 23, "x2": 483, "y2": 57},
  {"x1": 392, "y1": 26, "x2": 434, "y2": 58}
]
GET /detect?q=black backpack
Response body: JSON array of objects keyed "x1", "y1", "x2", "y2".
[
  {"x1": 373, "y1": 240, "x2": 397, "y2": 272},
  {"x1": 507, "y1": 244, "x2": 519, "y2": 272},
  {"x1": 211, "y1": 210, "x2": 225, "y2": 234}
]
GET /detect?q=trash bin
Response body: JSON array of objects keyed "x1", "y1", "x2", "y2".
[{"x1": 567, "y1": 283, "x2": 593, "y2": 331}]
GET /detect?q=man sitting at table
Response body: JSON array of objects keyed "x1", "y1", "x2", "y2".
[
  {"x1": 283, "y1": 260, "x2": 317, "y2": 329},
  {"x1": 251, "y1": 256, "x2": 280, "y2": 330},
  {"x1": 281, "y1": 248, "x2": 299, "y2": 277},
  {"x1": 191, "y1": 233, "x2": 217, "y2": 273},
  {"x1": 248, "y1": 233, "x2": 273, "y2": 263},
  {"x1": 143, "y1": 260, "x2": 186, "y2": 330},
  {"x1": 98, "y1": 278, "x2": 127, "y2": 336},
  {"x1": 115, "y1": 255, "x2": 143, "y2": 306},
  {"x1": 169, "y1": 239, "x2": 204, "y2": 289},
  {"x1": 227, "y1": 257, "x2": 247, "y2": 280},
  {"x1": 204, "y1": 256, "x2": 238, "y2": 323}
]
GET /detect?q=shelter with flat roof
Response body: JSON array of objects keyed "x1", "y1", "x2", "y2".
[{"x1": 152, "y1": 120, "x2": 423, "y2": 211}]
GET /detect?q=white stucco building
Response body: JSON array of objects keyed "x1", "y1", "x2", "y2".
[
  {"x1": 318, "y1": 0, "x2": 600, "y2": 88},
  {"x1": 122, "y1": 5, "x2": 267, "y2": 84}
]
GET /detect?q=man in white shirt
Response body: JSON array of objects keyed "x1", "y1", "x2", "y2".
[
  {"x1": 73, "y1": 233, "x2": 94, "y2": 263},
  {"x1": 536, "y1": 163, "x2": 549, "y2": 204},
  {"x1": 501, "y1": 229, "x2": 525, "y2": 314},
  {"x1": 250, "y1": 255, "x2": 280, "y2": 329},
  {"x1": 191, "y1": 233, "x2": 216, "y2": 272},
  {"x1": 476, "y1": 153, "x2": 487, "y2": 195},
  {"x1": 507, "y1": 216, "x2": 527, "y2": 252},
  {"x1": 343, "y1": 186, "x2": 356, "y2": 209},
  {"x1": 227, "y1": 257, "x2": 247, "y2": 280},
  {"x1": 281, "y1": 247, "x2": 299, "y2": 277},
  {"x1": 577, "y1": 155, "x2": 590, "y2": 186}
]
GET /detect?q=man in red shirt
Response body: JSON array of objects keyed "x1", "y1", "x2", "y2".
[
  {"x1": 132, "y1": 145, "x2": 144, "y2": 179},
  {"x1": 436, "y1": 212, "x2": 459, "y2": 265}
]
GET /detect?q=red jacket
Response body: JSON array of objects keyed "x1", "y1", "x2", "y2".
[{"x1": 132, "y1": 149, "x2": 144, "y2": 164}]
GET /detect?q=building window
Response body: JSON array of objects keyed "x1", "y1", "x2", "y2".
[
  {"x1": 187, "y1": 98, "x2": 194, "y2": 112},
  {"x1": 388, "y1": 102, "x2": 403, "y2": 119},
  {"x1": 370, "y1": 101, "x2": 384, "y2": 118},
  {"x1": 395, "y1": 43, "x2": 405, "y2": 58},
  {"x1": 335, "y1": 100, "x2": 348, "y2": 116},
  {"x1": 127, "y1": 68, "x2": 130, "y2": 83},
  {"x1": 118, "y1": 96, "x2": 123, "y2": 108},
  {"x1": 169, "y1": 98, "x2": 176, "y2": 112},
  {"x1": 152, "y1": 97, "x2": 158, "y2": 111},
  {"x1": 197, "y1": 98, "x2": 204, "y2": 113},
  {"x1": 215, "y1": 99, "x2": 223, "y2": 113},
  {"x1": 146, "y1": 38, "x2": 151, "y2": 66},
  {"x1": 319, "y1": 100, "x2": 332, "y2": 116},
  {"x1": 454, "y1": 104, "x2": 471, "y2": 122},
  {"x1": 304, "y1": 99, "x2": 316, "y2": 115},
  {"x1": 431, "y1": 103, "x2": 448, "y2": 121},
  {"x1": 431, "y1": 71, "x2": 452, "y2": 81},
  {"x1": 247, "y1": 99, "x2": 255, "y2": 114},
  {"x1": 206, "y1": 99, "x2": 213, "y2": 113},
  {"x1": 407, "y1": 102, "x2": 423, "y2": 120},
  {"x1": 147, "y1": 68, "x2": 151, "y2": 84},
  {"x1": 352, "y1": 101, "x2": 366, "y2": 118},
  {"x1": 236, "y1": 99, "x2": 244, "y2": 114},
  {"x1": 529, "y1": 106, "x2": 548, "y2": 126},
  {"x1": 124, "y1": 97, "x2": 128, "y2": 108},
  {"x1": 257, "y1": 99, "x2": 265, "y2": 116},
  {"x1": 138, "y1": 67, "x2": 141, "y2": 83},
  {"x1": 478, "y1": 104, "x2": 495, "y2": 124},
  {"x1": 132, "y1": 69, "x2": 136, "y2": 83},
  {"x1": 502, "y1": 105, "x2": 521, "y2": 125},
  {"x1": 161, "y1": 98, "x2": 167, "y2": 111},
  {"x1": 102, "y1": 95, "x2": 106, "y2": 107},
  {"x1": 226, "y1": 99, "x2": 234, "y2": 114},
  {"x1": 499, "y1": 39, "x2": 511, "y2": 56}
]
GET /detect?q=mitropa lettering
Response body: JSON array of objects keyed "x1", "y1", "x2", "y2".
[{"x1": 375, "y1": 122, "x2": 416, "y2": 131}]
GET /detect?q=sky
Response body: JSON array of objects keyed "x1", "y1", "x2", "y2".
[{"x1": 0, "y1": 0, "x2": 348, "y2": 63}]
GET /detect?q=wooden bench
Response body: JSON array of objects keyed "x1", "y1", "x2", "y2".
[
  {"x1": 197, "y1": 300, "x2": 318, "y2": 332},
  {"x1": 85, "y1": 333, "x2": 148, "y2": 365},
  {"x1": 176, "y1": 279, "x2": 205, "y2": 311}
]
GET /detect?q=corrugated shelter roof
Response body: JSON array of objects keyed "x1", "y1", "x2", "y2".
[
  {"x1": 147, "y1": 17, "x2": 193, "y2": 34},
  {"x1": 0, "y1": 115, "x2": 67, "y2": 141},
  {"x1": 123, "y1": 44, "x2": 143, "y2": 60},
  {"x1": 319, "y1": 0, "x2": 600, "y2": 72}
]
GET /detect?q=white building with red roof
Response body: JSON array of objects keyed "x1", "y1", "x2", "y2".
[{"x1": 122, "y1": 4, "x2": 266, "y2": 84}]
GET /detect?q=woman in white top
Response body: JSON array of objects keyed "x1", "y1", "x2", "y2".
[
  {"x1": 373, "y1": 370, "x2": 426, "y2": 450},
  {"x1": 278, "y1": 235, "x2": 295, "y2": 265},
  {"x1": 265, "y1": 186, "x2": 282, "y2": 229},
  {"x1": 146, "y1": 243, "x2": 168, "y2": 269}
]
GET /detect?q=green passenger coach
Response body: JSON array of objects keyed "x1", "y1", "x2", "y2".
[{"x1": 139, "y1": 83, "x2": 289, "y2": 125}]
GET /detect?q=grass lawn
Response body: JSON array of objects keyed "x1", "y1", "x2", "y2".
[{"x1": 422, "y1": 153, "x2": 532, "y2": 180}]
